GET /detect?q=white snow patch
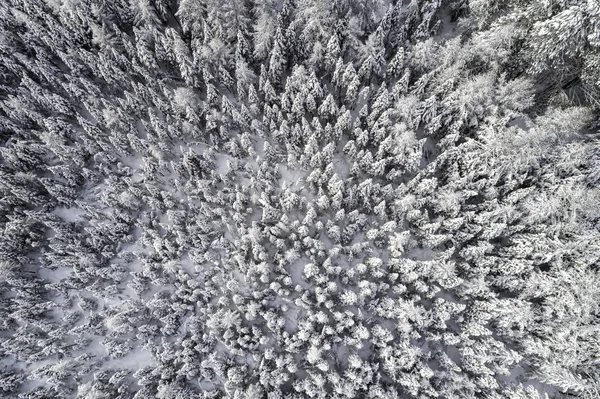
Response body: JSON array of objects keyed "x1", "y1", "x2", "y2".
[
  {"x1": 279, "y1": 164, "x2": 304, "y2": 187},
  {"x1": 53, "y1": 207, "x2": 86, "y2": 223},
  {"x1": 101, "y1": 345, "x2": 155, "y2": 370},
  {"x1": 38, "y1": 267, "x2": 72, "y2": 283}
]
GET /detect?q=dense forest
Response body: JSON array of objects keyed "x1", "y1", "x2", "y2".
[{"x1": 0, "y1": 0, "x2": 599, "y2": 398}]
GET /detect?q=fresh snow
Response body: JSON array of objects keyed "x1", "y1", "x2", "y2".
[{"x1": 0, "y1": 1, "x2": 598, "y2": 398}]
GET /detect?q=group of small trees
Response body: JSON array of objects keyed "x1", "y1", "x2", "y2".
[{"x1": 0, "y1": 0, "x2": 598, "y2": 398}]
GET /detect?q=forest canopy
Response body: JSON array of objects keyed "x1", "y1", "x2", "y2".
[{"x1": 0, "y1": 0, "x2": 599, "y2": 398}]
